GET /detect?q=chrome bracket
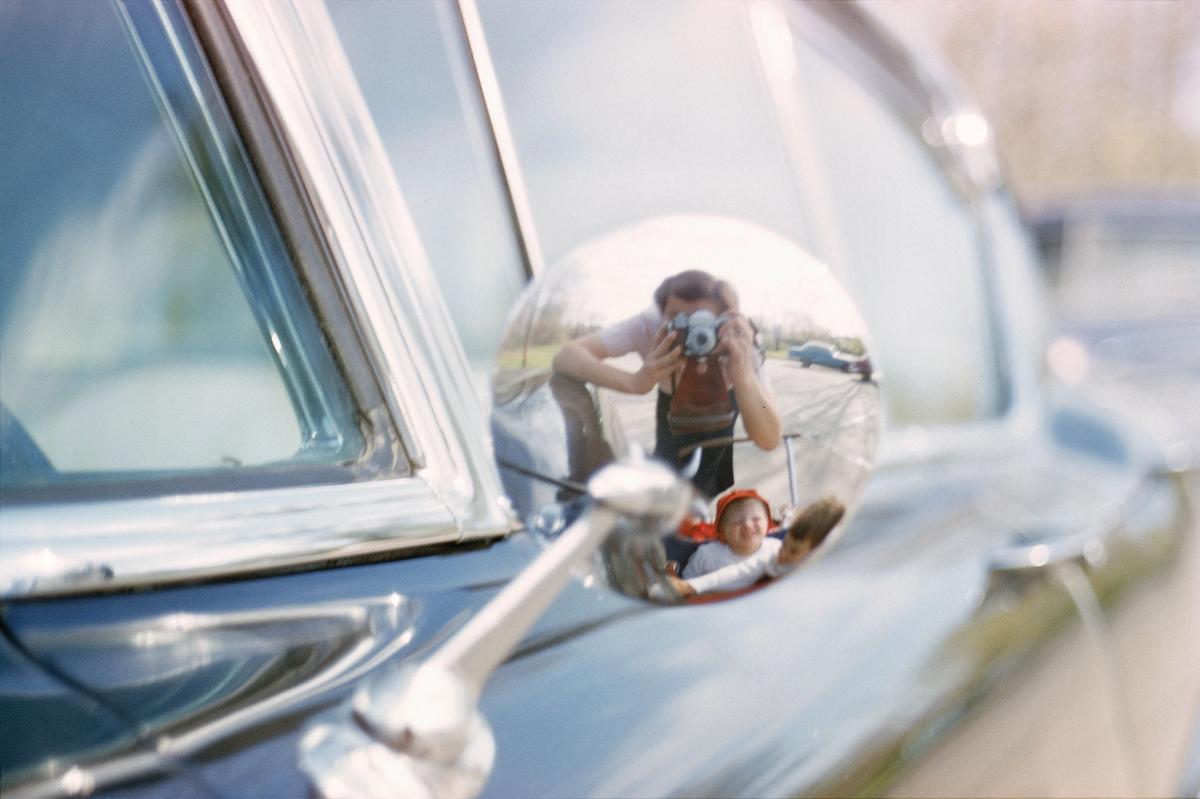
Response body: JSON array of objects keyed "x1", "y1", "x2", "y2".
[{"x1": 299, "y1": 447, "x2": 693, "y2": 798}]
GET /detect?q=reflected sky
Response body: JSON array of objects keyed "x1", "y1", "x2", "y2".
[
  {"x1": 477, "y1": 0, "x2": 814, "y2": 264},
  {"x1": 550, "y1": 215, "x2": 870, "y2": 338}
]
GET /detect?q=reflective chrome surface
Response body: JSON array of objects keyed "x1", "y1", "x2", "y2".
[
  {"x1": 301, "y1": 452, "x2": 692, "y2": 799},
  {"x1": 453, "y1": 0, "x2": 545, "y2": 278},
  {"x1": 5, "y1": 594, "x2": 416, "y2": 798},
  {"x1": 220, "y1": 0, "x2": 512, "y2": 535},
  {"x1": 0, "y1": 479, "x2": 457, "y2": 598},
  {"x1": 492, "y1": 214, "x2": 881, "y2": 555}
]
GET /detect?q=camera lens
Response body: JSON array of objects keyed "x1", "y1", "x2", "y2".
[{"x1": 689, "y1": 328, "x2": 715, "y2": 355}]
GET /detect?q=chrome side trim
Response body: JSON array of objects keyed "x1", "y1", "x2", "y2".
[
  {"x1": 454, "y1": 0, "x2": 545, "y2": 277},
  {"x1": 5, "y1": 594, "x2": 419, "y2": 799},
  {"x1": 0, "y1": 478, "x2": 456, "y2": 598}
]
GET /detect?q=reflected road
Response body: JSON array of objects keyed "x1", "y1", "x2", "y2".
[{"x1": 603, "y1": 359, "x2": 881, "y2": 508}]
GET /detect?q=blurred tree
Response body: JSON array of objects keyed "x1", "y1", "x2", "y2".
[{"x1": 899, "y1": 0, "x2": 1200, "y2": 205}]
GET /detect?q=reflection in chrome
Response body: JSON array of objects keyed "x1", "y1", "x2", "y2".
[
  {"x1": 10, "y1": 596, "x2": 415, "y2": 799},
  {"x1": 1055, "y1": 562, "x2": 1141, "y2": 794},
  {"x1": 491, "y1": 216, "x2": 881, "y2": 597},
  {"x1": 301, "y1": 451, "x2": 693, "y2": 799}
]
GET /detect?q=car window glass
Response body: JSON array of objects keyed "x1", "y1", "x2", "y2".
[
  {"x1": 477, "y1": 0, "x2": 814, "y2": 263},
  {"x1": 326, "y1": 0, "x2": 528, "y2": 384},
  {"x1": 1056, "y1": 215, "x2": 1200, "y2": 321},
  {"x1": 789, "y1": 35, "x2": 1003, "y2": 426},
  {"x1": 0, "y1": 1, "x2": 364, "y2": 491}
]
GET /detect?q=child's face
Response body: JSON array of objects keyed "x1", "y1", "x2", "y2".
[
  {"x1": 776, "y1": 537, "x2": 814, "y2": 567},
  {"x1": 720, "y1": 500, "x2": 769, "y2": 556}
]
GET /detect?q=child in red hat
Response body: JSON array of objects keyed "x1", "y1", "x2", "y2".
[{"x1": 666, "y1": 493, "x2": 844, "y2": 598}]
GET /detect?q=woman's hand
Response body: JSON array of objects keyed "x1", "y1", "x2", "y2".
[
  {"x1": 717, "y1": 313, "x2": 782, "y2": 451},
  {"x1": 628, "y1": 326, "x2": 683, "y2": 394},
  {"x1": 716, "y1": 313, "x2": 758, "y2": 384}
]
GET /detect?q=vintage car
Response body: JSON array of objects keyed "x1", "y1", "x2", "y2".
[
  {"x1": 787, "y1": 342, "x2": 873, "y2": 380},
  {"x1": 1, "y1": 1, "x2": 1197, "y2": 798}
]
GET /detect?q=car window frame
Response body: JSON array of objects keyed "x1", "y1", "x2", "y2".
[
  {"x1": 0, "y1": 0, "x2": 390, "y2": 503},
  {"x1": 767, "y1": 1, "x2": 1034, "y2": 467},
  {"x1": 0, "y1": 0, "x2": 514, "y2": 601}
]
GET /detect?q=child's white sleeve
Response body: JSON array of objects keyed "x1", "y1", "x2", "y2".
[{"x1": 685, "y1": 552, "x2": 772, "y2": 594}]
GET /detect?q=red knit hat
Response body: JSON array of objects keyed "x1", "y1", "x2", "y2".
[
  {"x1": 714, "y1": 489, "x2": 771, "y2": 533},
  {"x1": 675, "y1": 488, "x2": 772, "y2": 542}
]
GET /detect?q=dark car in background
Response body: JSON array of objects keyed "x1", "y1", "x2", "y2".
[
  {"x1": 787, "y1": 342, "x2": 873, "y2": 379},
  {"x1": 2, "y1": 2, "x2": 1197, "y2": 798}
]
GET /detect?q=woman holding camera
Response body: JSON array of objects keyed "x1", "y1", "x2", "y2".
[{"x1": 552, "y1": 269, "x2": 781, "y2": 497}]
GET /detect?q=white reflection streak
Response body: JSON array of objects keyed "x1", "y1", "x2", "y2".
[
  {"x1": 750, "y1": 1, "x2": 795, "y2": 78},
  {"x1": 944, "y1": 112, "x2": 990, "y2": 148}
]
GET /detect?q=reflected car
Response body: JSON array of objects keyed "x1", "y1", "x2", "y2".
[
  {"x1": 1, "y1": 2, "x2": 1197, "y2": 799},
  {"x1": 787, "y1": 342, "x2": 873, "y2": 379}
]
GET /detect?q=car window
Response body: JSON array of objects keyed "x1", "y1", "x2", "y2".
[
  {"x1": 0, "y1": 1, "x2": 364, "y2": 492},
  {"x1": 1055, "y1": 212, "x2": 1200, "y2": 321},
  {"x1": 326, "y1": 0, "x2": 528, "y2": 382},
  {"x1": 477, "y1": 0, "x2": 815, "y2": 263},
  {"x1": 787, "y1": 26, "x2": 1005, "y2": 427}
]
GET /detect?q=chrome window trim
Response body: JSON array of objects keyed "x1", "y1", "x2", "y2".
[
  {"x1": 185, "y1": 0, "x2": 404, "y2": 470},
  {"x1": 0, "y1": 480, "x2": 456, "y2": 598},
  {"x1": 214, "y1": 0, "x2": 512, "y2": 535},
  {"x1": 454, "y1": 0, "x2": 546, "y2": 278},
  {"x1": 0, "y1": 0, "x2": 513, "y2": 600}
]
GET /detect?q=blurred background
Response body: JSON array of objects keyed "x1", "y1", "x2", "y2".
[
  {"x1": 891, "y1": 0, "x2": 1200, "y2": 464},
  {"x1": 895, "y1": 0, "x2": 1200, "y2": 206}
]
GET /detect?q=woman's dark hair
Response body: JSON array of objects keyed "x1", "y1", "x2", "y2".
[{"x1": 653, "y1": 269, "x2": 735, "y2": 313}]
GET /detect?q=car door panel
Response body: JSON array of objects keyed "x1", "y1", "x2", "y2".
[
  {"x1": 472, "y1": 448, "x2": 1134, "y2": 797},
  {"x1": 6, "y1": 441, "x2": 1177, "y2": 798}
]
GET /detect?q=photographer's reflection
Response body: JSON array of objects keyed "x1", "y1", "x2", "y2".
[{"x1": 552, "y1": 269, "x2": 781, "y2": 497}]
